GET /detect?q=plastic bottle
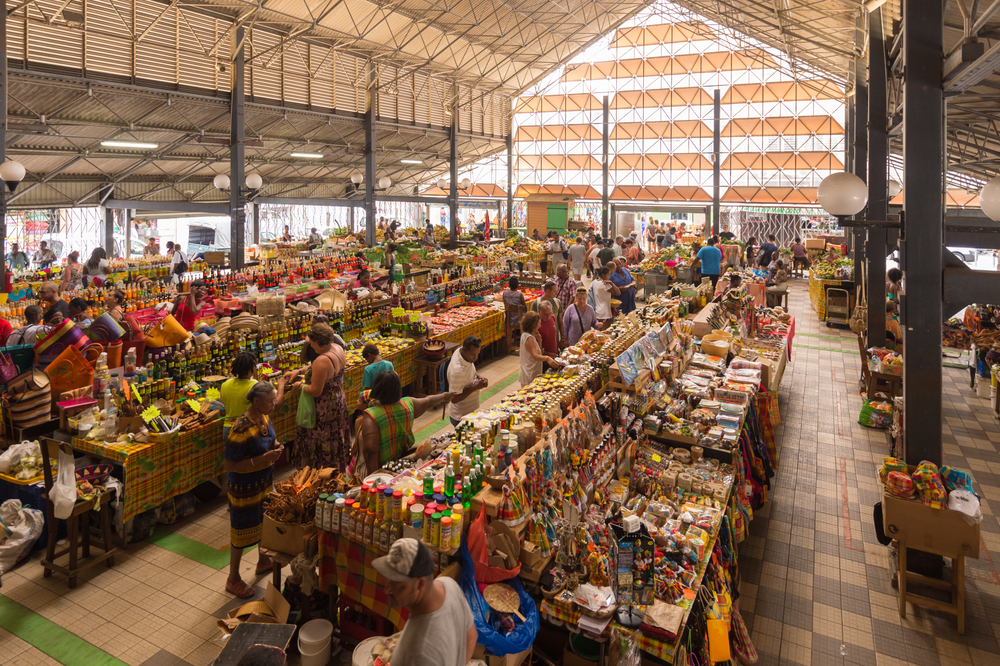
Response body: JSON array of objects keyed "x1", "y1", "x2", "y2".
[
  {"x1": 450, "y1": 505, "x2": 463, "y2": 548},
  {"x1": 332, "y1": 497, "x2": 343, "y2": 533},
  {"x1": 93, "y1": 352, "x2": 110, "y2": 399},
  {"x1": 316, "y1": 493, "x2": 329, "y2": 529}
]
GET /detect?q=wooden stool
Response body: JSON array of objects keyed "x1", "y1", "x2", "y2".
[
  {"x1": 40, "y1": 440, "x2": 116, "y2": 588},
  {"x1": 867, "y1": 370, "x2": 902, "y2": 399},
  {"x1": 504, "y1": 303, "x2": 527, "y2": 354},
  {"x1": 898, "y1": 542, "x2": 967, "y2": 633},
  {"x1": 413, "y1": 344, "x2": 457, "y2": 397}
]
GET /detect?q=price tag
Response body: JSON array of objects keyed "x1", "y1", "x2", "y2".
[
  {"x1": 392, "y1": 307, "x2": 406, "y2": 318},
  {"x1": 206, "y1": 388, "x2": 220, "y2": 401},
  {"x1": 123, "y1": 380, "x2": 131, "y2": 401},
  {"x1": 133, "y1": 387, "x2": 143, "y2": 404},
  {"x1": 186, "y1": 399, "x2": 202, "y2": 412},
  {"x1": 141, "y1": 406, "x2": 161, "y2": 424},
  {"x1": 651, "y1": 454, "x2": 662, "y2": 463}
]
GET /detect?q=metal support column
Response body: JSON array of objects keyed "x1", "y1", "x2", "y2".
[
  {"x1": 103, "y1": 207, "x2": 114, "y2": 257},
  {"x1": 449, "y1": 93, "x2": 459, "y2": 249},
  {"x1": 348, "y1": 206, "x2": 355, "y2": 234},
  {"x1": 0, "y1": 6, "x2": 6, "y2": 276},
  {"x1": 251, "y1": 202, "x2": 260, "y2": 245},
  {"x1": 853, "y1": 75, "x2": 868, "y2": 292},
  {"x1": 229, "y1": 26, "x2": 246, "y2": 270},
  {"x1": 845, "y1": 92, "x2": 855, "y2": 256},
  {"x1": 602, "y1": 95, "x2": 610, "y2": 239},
  {"x1": 868, "y1": 7, "x2": 888, "y2": 348},
  {"x1": 712, "y1": 89, "x2": 721, "y2": 237},
  {"x1": 506, "y1": 128, "x2": 514, "y2": 232},
  {"x1": 902, "y1": 0, "x2": 944, "y2": 466},
  {"x1": 125, "y1": 209, "x2": 134, "y2": 258},
  {"x1": 364, "y1": 65, "x2": 377, "y2": 248}
]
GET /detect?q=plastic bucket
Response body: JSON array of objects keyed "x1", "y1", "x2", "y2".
[
  {"x1": 298, "y1": 636, "x2": 331, "y2": 666},
  {"x1": 977, "y1": 375, "x2": 992, "y2": 398},
  {"x1": 299, "y1": 619, "x2": 334, "y2": 651},
  {"x1": 352, "y1": 637, "x2": 383, "y2": 666}
]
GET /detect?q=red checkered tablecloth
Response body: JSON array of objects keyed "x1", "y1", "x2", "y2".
[{"x1": 318, "y1": 529, "x2": 408, "y2": 629}]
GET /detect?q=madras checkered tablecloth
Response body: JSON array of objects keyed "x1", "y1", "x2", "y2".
[
  {"x1": 538, "y1": 597, "x2": 676, "y2": 661},
  {"x1": 73, "y1": 419, "x2": 224, "y2": 524},
  {"x1": 318, "y1": 529, "x2": 408, "y2": 629},
  {"x1": 808, "y1": 272, "x2": 852, "y2": 321}
]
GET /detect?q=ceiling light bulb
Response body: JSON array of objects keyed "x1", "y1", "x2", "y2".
[
  {"x1": 461, "y1": 177, "x2": 472, "y2": 189},
  {"x1": 817, "y1": 172, "x2": 867, "y2": 216},
  {"x1": 101, "y1": 140, "x2": 158, "y2": 149},
  {"x1": 887, "y1": 179, "x2": 901, "y2": 197},
  {"x1": 245, "y1": 174, "x2": 263, "y2": 189},
  {"x1": 980, "y1": 177, "x2": 1000, "y2": 221},
  {"x1": 213, "y1": 174, "x2": 231, "y2": 190},
  {"x1": 437, "y1": 179, "x2": 447, "y2": 189},
  {"x1": 400, "y1": 159, "x2": 422, "y2": 164},
  {"x1": 351, "y1": 171, "x2": 363, "y2": 185},
  {"x1": 290, "y1": 152, "x2": 323, "y2": 159},
  {"x1": 378, "y1": 177, "x2": 392, "y2": 189}
]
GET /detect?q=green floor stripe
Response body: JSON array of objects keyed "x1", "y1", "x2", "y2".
[
  {"x1": 414, "y1": 368, "x2": 521, "y2": 444},
  {"x1": 148, "y1": 524, "x2": 251, "y2": 570},
  {"x1": 792, "y1": 343, "x2": 860, "y2": 354},
  {"x1": 796, "y1": 332, "x2": 855, "y2": 342},
  {"x1": 0, "y1": 596, "x2": 127, "y2": 666}
]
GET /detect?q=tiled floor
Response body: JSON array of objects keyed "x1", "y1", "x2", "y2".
[{"x1": 2, "y1": 278, "x2": 1000, "y2": 665}]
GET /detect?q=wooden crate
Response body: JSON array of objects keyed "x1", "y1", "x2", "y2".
[{"x1": 204, "y1": 251, "x2": 230, "y2": 266}]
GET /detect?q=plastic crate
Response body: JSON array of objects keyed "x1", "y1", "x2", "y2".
[{"x1": 0, "y1": 477, "x2": 65, "y2": 549}]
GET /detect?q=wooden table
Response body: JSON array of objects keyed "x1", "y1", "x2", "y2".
[
  {"x1": 413, "y1": 342, "x2": 459, "y2": 397},
  {"x1": 213, "y1": 623, "x2": 297, "y2": 666}
]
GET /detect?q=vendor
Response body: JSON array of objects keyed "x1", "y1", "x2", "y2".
[
  {"x1": 39, "y1": 282, "x2": 69, "y2": 325},
  {"x1": 374, "y1": 538, "x2": 476, "y2": 666},
  {"x1": 610, "y1": 257, "x2": 637, "y2": 314},
  {"x1": 353, "y1": 268, "x2": 372, "y2": 290},
  {"x1": 281, "y1": 225, "x2": 293, "y2": 241},
  {"x1": 790, "y1": 237, "x2": 810, "y2": 272},
  {"x1": 518, "y1": 312, "x2": 561, "y2": 386},
  {"x1": 385, "y1": 243, "x2": 398, "y2": 285},
  {"x1": 886, "y1": 267, "x2": 903, "y2": 298},
  {"x1": 625, "y1": 238, "x2": 640, "y2": 265},
  {"x1": 221, "y1": 352, "x2": 260, "y2": 439},
  {"x1": 361, "y1": 343, "x2": 394, "y2": 391},
  {"x1": 173, "y1": 281, "x2": 210, "y2": 330},
  {"x1": 421, "y1": 228, "x2": 442, "y2": 250},
  {"x1": 68, "y1": 298, "x2": 93, "y2": 328},
  {"x1": 765, "y1": 260, "x2": 789, "y2": 307},
  {"x1": 5, "y1": 243, "x2": 29, "y2": 271},
  {"x1": 720, "y1": 273, "x2": 744, "y2": 299},
  {"x1": 563, "y1": 286, "x2": 597, "y2": 346},
  {"x1": 447, "y1": 336, "x2": 487, "y2": 426},
  {"x1": 354, "y1": 371, "x2": 453, "y2": 477},
  {"x1": 744, "y1": 236, "x2": 757, "y2": 268},
  {"x1": 308, "y1": 227, "x2": 324, "y2": 247},
  {"x1": 143, "y1": 237, "x2": 159, "y2": 256},
  {"x1": 105, "y1": 289, "x2": 127, "y2": 322},
  {"x1": 224, "y1": 380, "x2": 285, "y2": 599},
  {"x1": 33, "y1": 241, "x2": 56, "y2": 268},
  {"x1": 886, "y1": 300, "x2": 903, "y2": 350}
]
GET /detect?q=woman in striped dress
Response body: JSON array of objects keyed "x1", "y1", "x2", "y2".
[{"x1": 224, "y1": 381, "x2": 284, "y2": 598}]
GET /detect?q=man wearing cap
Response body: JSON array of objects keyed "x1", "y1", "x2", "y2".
[{"x1": 374, "y1": 538, "x2": 477, "y2": 666}]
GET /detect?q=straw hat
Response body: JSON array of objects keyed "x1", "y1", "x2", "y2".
[
  {"x1": 316, "y1": 289, "x2": 347, "y2": 311},
  {"x1": 193, "y1": 333, "x2": 212, "y2": 346},
  {"x1": 230, "y1": 313, "x2": 260, "y2": 331}
]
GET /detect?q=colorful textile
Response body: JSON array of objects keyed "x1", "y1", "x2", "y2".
[
  {"x1": 225, "y1": 414, "x2": 276, "y2": 548},
  {"x1": 364, "y1": 397, "x2": 416, "y2": 467},
  {"x1": 912, "y1": 460, "x2": 948, "y2": 509},
  {"x1": 884, "y1": 471, "x2": 916, "y2": 499},
  {"x1": 318, "y1": 529, "x2": 409, "y2": 629},
  {"x1": 554, "y1": 276, "x2": 577, "y2": 310},
  {"x1": 73, "y1": 419, "x2": 224, "y2": 523},
  {"x1": 940, "y1": 465, "x2": 974, "y2": 493},
  {"x1": 293, "y1": 359, "x2": 351, "y2": 472},
  {"x1": 879, "y1": 457, "x2": 908, "y2": 482}
]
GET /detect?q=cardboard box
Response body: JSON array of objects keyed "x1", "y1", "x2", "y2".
[
  {"x1": 881, "y1": 483, "x2": 980, "y2": 558},
  {"x1": 217, "y1": 581, "x2": 290, "y2": 633},
  {"x1": 261, "y1": 515, "x2": 316, "y2": 556},
  {"x1": 519, "y1": 541, "x2": 541, "y2": 567},
  {"x1": 473, "y1": 644, "x2": 532, "y2": 666}
]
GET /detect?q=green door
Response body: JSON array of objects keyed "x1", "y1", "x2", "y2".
[{"x1": 547, "y1": 205, "x2": 568, "y2": 234}]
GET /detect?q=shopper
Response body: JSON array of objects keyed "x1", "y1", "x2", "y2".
[
  {"x1": 7, "y1": 305, "x2": 45, "y2": 345},
  {"x1": 697, "y1": 237, "x2": 724, "y2": 288},
  {"x1": 590, "y1": 265, "x2": 620, "y2": 327},
  {"x1": 613, "y1": 235, "x2": 625, "y2": 259},
  {"x1": 165, "y1": 241, "x2": 175, "y2": 256},
  {"x1": 0, "y1": 317, "x2": 11, "y2": 345},
  {"x1": 563, "y1": 286, "x2": 597, "y2": 346},
  {"x1": 82, "y1": 247, "x2": 109, "y2": 287},
  {"x1": 757, "y1": 234, "x2": 778, "y2": 267},
  {"x1": 588, "y1": 240, "x2": 603, "y2": 277},
  {"x1": 384, "y1": 243, "x2": 398, "y2": 284},
  {"x1": 67, "y1": 298, "x2": 92, "y2": 327},
  {"x1": 790, "y1": 237, "x2": 810, "y2": 273},
  {"x1": 598, "y1": 239, "x2": 616, "y2": 268},
  {"x1": 518, "y1": 311, "x2": 560, "y2": 387},
  {"x1": 610, "y1": 257, "x2": 637, "y2": 314},
  {"x1": 502, "y1": 276, "x2": 527, "y2": 327},
  {"x1": 33, "y1": 241, "x2": 56, "y2": 268},
  {"x1": 354, "y1": 371, "x2": 452, "y2": 475},
  {"x1": 286, "y1": 323, "x2": 351, "y2": 471},
  {"x1": 38, "y1": 282, "x2": 69, "y2": 325},
  {"x1": 645, "y1": 222, "x2": 657, "y2": 253},
  {"x1": 61, "y1": 251, "x2": 84, "y2": 291},
  {"x1": 308, "y1": 228, "x2": 324, "y2": 247},
  {"x1": 766, "y1": 260, "x2": 789, "y2": 307},
  {"x1": 625, "y1": 238, "x2": 641, "y2": 265},
  {"x1": 374, "y1": 538, "x2": 477, "y2": 666},
  {"x1": 5, "y1": 243, "x2": 29, "y2": 271},
  {"x1": 105, "y1": 289, "x2": 127, "y2": 323},
  {"x1": 221, "y1": 352, "x2": 262, "y2": 439},
  {"x1": 362, "y1": 343, "x2": 395, "y2": 391},
  {"x1": 886, "y1": 267, "x2": 903, "y2": 298},
  {"x1": 224, "y1": 380, "x2": 284, "y2": 598},
  {"x1": 744, "y1": 236, "x2": 757, "y2": 268},
  {"x1": 170, "y1": 244, "x2": 189, "y2": 284},
  {"x1": 143, "y1": 237, "x2": 159, "y2": 256},
  {"x1": 173, "y1": 281, "x2": 210, "y2": 330},
  {"x1": 447, "y1": 336, "x2": 487, "y2": 426},
  {"x1": 568, "y1": 237, "x2": 587, "y2": 280},
  {"x1": 531, "y1": 280, "x2": 565, "y2": 343},
  {"x1": 536, "y1": 301, "x2": 559, "y2": 355}
]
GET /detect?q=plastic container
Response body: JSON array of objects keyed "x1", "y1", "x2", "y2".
[{"x1": 298, "y1": 618, "x2": 333, "y2": 666}]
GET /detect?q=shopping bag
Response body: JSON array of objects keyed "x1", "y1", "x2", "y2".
[
  {"x1": 50, "y1": 447, "x2": 77, "y2": 520},
  {"x1": 104, "y1": 340, "x2": 123, "y2": 369},
  {"x1": 86, "y1": 313, "x2": 127, "y2": 342},
  {"x1": 858, "y1": 397, "x2": 892, "y2": 429},
  {"x1": 296, "y1": 391, "x2": 317, "y2": 429},
  {"x1": 467, "y1": 507, "x2": 520, "y2": 583},
  {"x1": 44, "y1": 343, "x2": 98, "y2": 397},
  {"x1": 33, "y1": 319, "x2": 91, "y2": 367},
  {"x1": 145, "y1": 314, "x2": 191, "y2": 348},
  {"x1": 4, "y1": 368, "x2": 52, "y2": 428},
  {"x1": 0, "y1": 499, "x2": 44, "y2": 574}
]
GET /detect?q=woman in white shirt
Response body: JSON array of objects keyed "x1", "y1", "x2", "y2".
[
  {"x1": 590, "y1": 265, "x2": 621, "y2": 325},
  {"x1": 518, "y1": 312, "x2": 560, "y2": 387},
  {"x1": 83, "y1": 247, "x2": 109, "y2": 287}
]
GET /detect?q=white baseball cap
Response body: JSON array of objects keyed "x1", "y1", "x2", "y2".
[{"x1": 372, "y1": 538, "x2": 434, "y2": 582}]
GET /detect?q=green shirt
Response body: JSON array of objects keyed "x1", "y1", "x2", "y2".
[
  {"x1": 221, "y1": 378, "x2": 256, "y2": 427},
  {"x1": 363, "y1": 359, "x2": 395, "y2": 389}
]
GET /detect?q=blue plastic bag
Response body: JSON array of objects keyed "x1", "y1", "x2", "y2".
[{"x1": 457, "y1": 535, "x2": 539, "y2": 657}]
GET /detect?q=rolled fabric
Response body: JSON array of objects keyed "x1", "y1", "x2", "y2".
[
  {"x1": 940, "y1": 465, "x2": 974, "y2": 493},
  {"x1": 912, "y1": 461, "x2": 948, "y2": 509},
  {"x1": 884, "y1": 471, "x2": 916, "y2": 499}
]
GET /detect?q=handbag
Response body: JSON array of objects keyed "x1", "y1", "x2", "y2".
[
  {"x1": 45, "y1": 343, "x2": 100, "y2": 399},
  {"x1": 145, "y1": 314, "x2": 191, "y2": 348},
  {"x1": 849, "y1": 261, "x2": 868, "y2": 334},
  {"x1": 296, "y1": 391, "x2": 317, "y2": 429},
  {"x1": 33, "y1": 319, "x2": 91, "y2": 367},
  {"x1": 86, "y1": 312, "x2": 127, "y2": 342},
  {"x1": 0, "y1": 351, "x2": 19, "y2": 386},
  {"x1": 4, "y1": 369, "x2": 52, "y2": 428}
]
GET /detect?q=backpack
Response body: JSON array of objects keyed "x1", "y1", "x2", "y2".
[
  {"x1": 756, "y1": 248, "x2": 768, "y2": 265},
  {"x1": 637, "y1": 246, "x2": 646, "y2": 262}
]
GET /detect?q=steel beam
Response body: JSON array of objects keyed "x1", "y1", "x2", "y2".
[
  {"x1": 945, "y1": 39, "x2": 1000, "y2": 94},
  {"x1": 0, "y1": 6, "x2": 6, "y2": 275},
  {"x1": 943, "y1": 266, "x2": 1000, "y2": 309},
  {"x1": 506, "y1": 123, "x2": 514, "y2": 231},
  {"x1": 853, "y1": 74, "x2": 868, "y2": 294},
  {"x1": 104, "y1": 199, "x2": 229, "y2": 214},
  {"x1": 365, "y1": 65, "x2": 377, "y2": 249},
  {"x1": 902, "y1": 0, "x2": 944, "y2": 466},
  {"x1": 125, "y1": 208, "x2": 133, "y2": 259},
  {"x1": 449, "y1": 93, "x2": 459, "y2": 250},
  {"x1": 102, "y1": 206, "x2": 114, "y2": 257},
  {"x1": 251, "y1": 202, "x2": 260, "y2": 245},
  {"x1": 868, "y1": 7, "x2": 888, "y2": 348},
  {"x1": 602, "y1": 95, "x2": 610, "y2": 239},
  {"x1": 973, "y1": 0, "x2": 1000, "y2": 35},
  {"x1": 712, "y1": 89, "x2": 721, "y2": 237},
  {"x1": 230, "y1": 26, "x2": 246, "y2": 271},
  {"x1": 255, "y1": 197, "x2": 353, "y2": 207}
]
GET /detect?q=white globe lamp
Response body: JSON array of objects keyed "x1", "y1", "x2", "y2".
[
  {"x1": 887, "y1": 179, "x2": 901, "y2": 197},
  {"x1": 436, "y1": 178, "x2": 447, "y2": 189},
  {"x1": 0, "y1": 160, "x2": 26, "y2": 193},
  {"x1": 378, "y1": 177, "x2": 391, "y2": 189},
  {"x1": 979, "y1": 177, "x2": 1000, "y2": 221},
  {"x1": 213, "y1": 174, "x2": 231, "y2": 190},
  {"x1": 461, "y1": 177, "x2": 472, "y2": 189},
  {"x1": 498, "y1": 178, "x2": 508, "y2": 190},
  {"x1": 817, "y1": 172, "x2": 868, "y2": 216},
  {"x1": 245, "y1": 173, "x2": 263, "y2": 189},
  {"x1": 350, "y1": 171, "x2": 363, "y2": 185}
]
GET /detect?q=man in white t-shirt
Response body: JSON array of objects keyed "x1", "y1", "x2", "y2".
[
  {"x1": 446, "y1": 336, "x2": 488, "y2": 427},
  {"x1": 170, "y1": 245, "x2": 189, "y2": 284},
  {"x1": 375, "y1": 539, "x2": 476, "y2": 666}
]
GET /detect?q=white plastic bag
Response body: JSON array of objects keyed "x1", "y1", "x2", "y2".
[
  {"x1": 0, "y1": 440, "x2": 40, "y2": 474},
  {"x1": 0, "y1": 499, "x2": 44, "y2": 574},
  {"x1": 50, "y1": 448, "x2": 77, "y2": 520}
]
